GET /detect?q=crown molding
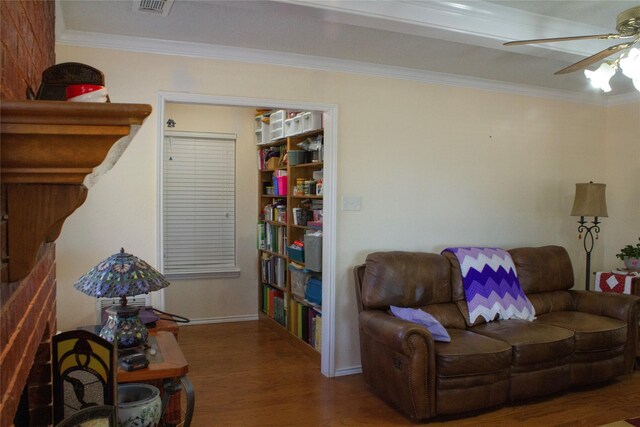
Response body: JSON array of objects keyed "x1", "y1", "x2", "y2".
[
  {"x1": 277, "y1": 0, "x2": 613, "y2": 60},
  {"x1": 58, "y1": 29, "x2": 639, "y2": 106},
  {"x1": 606, "y1": 91, "x2": 640, "y2": 107}
]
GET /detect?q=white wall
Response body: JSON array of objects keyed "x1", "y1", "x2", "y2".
[{"x1": 55, "y1": 44, "x2": 639, "y2": 373}]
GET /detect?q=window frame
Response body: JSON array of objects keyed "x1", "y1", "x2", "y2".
[{"x1": 160, "y1": 130, "x2": 240, "y2": 279}]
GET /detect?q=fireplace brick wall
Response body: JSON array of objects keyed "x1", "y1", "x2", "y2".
[
  {"x1": 0, "y1": 1, "x2": 57, "y2": 425},
  {"x1": 0, "y1": 0, "x2": 55, "y2": 101}
]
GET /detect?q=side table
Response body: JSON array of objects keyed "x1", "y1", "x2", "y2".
[
  {"x1": 149, "y1": 318, "x2": 179, "y2": 338},
  {"x1": 594, "y1": 271, "x2": 640, "y2": 360},
  {"x1": 118, "y1": 331, "x2": 194, "y2": 427}
]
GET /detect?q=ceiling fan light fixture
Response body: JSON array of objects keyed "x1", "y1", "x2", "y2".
[
  {"x1": 619, "y1": 47, "x2": 640, "y2": 79},
  {"x1": 584, "y1": 62, "x2": 616, "y2": 92}
]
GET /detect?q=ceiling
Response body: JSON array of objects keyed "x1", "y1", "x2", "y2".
[{"x1": 56, "y1": 0, "x2": 640, "y2": 103}]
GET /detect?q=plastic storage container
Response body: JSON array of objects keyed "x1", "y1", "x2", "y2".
[
  {"x1": 287, "y1": 245, "x2": 305, "y2": 263},
  {"x1": 284, "y1": 118, "x2": 296, "y2": 137},
  {"x1": 304, "y1": 234, "x2": 322, "y2": 272},
  {"x1": 302, "y1": 112, "x2": 322, "y2": 132},
  {"x1": 270, "y1": 120, "x2": 284, "y2": 140},
  {"x1": 289, "y1": 264, "x2": 309, "y2": 299},
  {"x1": 305, "y1": 277, "x2": 322, "y2": 305},
  {"x1": 288, "y1": 150, "x2": 308, "y2": 166}
]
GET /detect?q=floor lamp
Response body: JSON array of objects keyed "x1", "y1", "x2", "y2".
[{"x1": 570, "y1": 182, "x2": 608, "y2": 291}]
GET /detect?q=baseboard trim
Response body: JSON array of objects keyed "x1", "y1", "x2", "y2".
[
  {"x1": 334, "y1": 366, "x2": 362, "y2": 377},
  {"x1": 182, "y1": 314, "x2": 259, "y2": 326}
]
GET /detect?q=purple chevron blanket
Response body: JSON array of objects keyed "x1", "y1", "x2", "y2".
[{"x1": 442, "y1": 247, "x2": 535, "y2": 323}]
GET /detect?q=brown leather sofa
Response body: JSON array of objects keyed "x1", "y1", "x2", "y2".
[{"x1": 354, "y1": 246, "x2": 640, "y2": 421}]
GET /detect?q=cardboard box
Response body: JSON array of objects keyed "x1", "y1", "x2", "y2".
[{"x1": 265, "y1": 156, "x2": 280, "y2": 170}]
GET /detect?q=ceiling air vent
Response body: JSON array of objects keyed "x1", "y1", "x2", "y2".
[{"x1": 133, "y1": 0, "x2": 174, "y2": 16}]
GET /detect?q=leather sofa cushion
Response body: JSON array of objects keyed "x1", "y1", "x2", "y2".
[
  {"x1": 443, "y1": 251, "x2": 492, "y2": 327},
  {"x1": 509, "y1": 246, "x2": 574, "y2": 294},
  {"x1": 435, "y1": 329, "x2": 512, "y2": 377},
  {"x1": 423, "y1": 303, "x2": 467, "y2": 329},
  {"x1": 527, "y1": 290, "x2": 573, "y2": 316},
  {"x1": 470, "y1": 319, "x2": 574, "y2": 367},
  {"x1": 442, "y1": 251, "x2": 465, "y2": 303},
  {"x1": 535, "y1": 311, "x2": 627, "y2": 352},
  {"x1": 361, "y1": 252, "x2": 451, "y2": 310}
]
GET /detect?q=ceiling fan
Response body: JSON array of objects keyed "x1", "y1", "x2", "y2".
[{"x1": 504, "y1": 6, "x2": 640, "y2": 75}]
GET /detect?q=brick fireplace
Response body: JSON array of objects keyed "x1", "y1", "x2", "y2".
[
  {"x1": 1, "y1": 4, "x2": 151, "y2": 426},
  {"x1": 1, "y1": 1, "x2": 57, "y2": 425}
]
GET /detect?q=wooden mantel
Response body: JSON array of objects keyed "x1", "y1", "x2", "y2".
[{"x1": 1, "y1": 100, "x2": 152, "y2": 282}]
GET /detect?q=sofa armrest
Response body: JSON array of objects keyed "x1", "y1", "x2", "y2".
[
  {"x1": 358, "y1": 310, "x2": 436, "y2": 420},
  {"x1": 570, "y1": 290, "x2": 640, "y2": 372},
  {"x1": 570, "y1": 290, "x2": 640, "y2": 322},
  {"x1": 359, "y1": 310, "x2": 435, "y2": 353}
]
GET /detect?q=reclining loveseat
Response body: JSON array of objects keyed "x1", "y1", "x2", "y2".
[{"x1": 354, "y1": 246, "x2": 639, "y2": 421}]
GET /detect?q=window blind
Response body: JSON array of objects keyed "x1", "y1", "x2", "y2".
[{"x1": 163, "y1": 133, "x2": 236, "y2": 277}]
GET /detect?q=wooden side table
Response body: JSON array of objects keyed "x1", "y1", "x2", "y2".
[
  {"x1": 118, "y1": 331, "x2": 194, "y2": 427},
  {"x1": 594, "y1": 271, "x2": 640, "y2": 359},
  {"x1": 148, "y1": 319, "x2": 179, "y2": 338}
]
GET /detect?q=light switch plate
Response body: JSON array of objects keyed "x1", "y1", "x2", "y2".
[{"x1": 342, "y1": 196, "x2": 362, "y2": 211}]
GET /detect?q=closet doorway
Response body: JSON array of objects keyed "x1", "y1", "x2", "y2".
[{"x1": 156, "y1": 92, "x2": 338, "y2": 377}]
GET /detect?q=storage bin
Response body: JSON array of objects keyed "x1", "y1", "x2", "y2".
[
  {"x1": 288, "y1": 150, "x2": 307, "y2": 166},
  {"x1": 284, "y1": 118, "x2": 296, "y2": 137},
  {"x1": 289, "y1": 265, "x2": 309, "y2": 299},
  {"x1": 270, "y1": 119, "x2": 284, "y2": 140},
  {"x1": 304, "y1": 234, "x2": 322, "y2": 272},
  {"x1": 302, "y1": 112, "x2": 322, "y2": 132},
  {"x1": 293, "y1": 115, "x2": 302, "y2": 134},
  {"x1": 305, "y1": 277, "x2": 322, "y2": 305},
  {"x1": 276, "y1": 176, "x2": 288, "y2": 196},
  {"x1": 270, "y1": 110, "x2": 287, "y2": 123},
  {"x1": 287, "y1": 246, "x2": 304, "y2": 263}
]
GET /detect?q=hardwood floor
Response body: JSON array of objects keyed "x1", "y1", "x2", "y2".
[{"x1": 178, "y1": 322, "x2": 640, "y2": 426}]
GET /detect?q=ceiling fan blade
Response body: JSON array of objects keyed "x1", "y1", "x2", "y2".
[
  {"x1": 504, "y1": 33, "x2": 624, "y2": 46},
  {"x1": 554, "y1": 42, "x2": 633, "y2": 75}
]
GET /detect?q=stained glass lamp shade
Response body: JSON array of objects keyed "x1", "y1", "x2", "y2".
[{"x1": 74, "y1": 248, "x2": 170, "y2": 349}]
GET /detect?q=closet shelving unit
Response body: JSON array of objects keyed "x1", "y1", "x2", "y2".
[{"x1": 257, "y1": 110, "x2": 323, "y2": 361}]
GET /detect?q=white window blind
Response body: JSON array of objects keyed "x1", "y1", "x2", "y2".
[{"x1": 162, "y1": 132, "x2": 237, "y2": 278}]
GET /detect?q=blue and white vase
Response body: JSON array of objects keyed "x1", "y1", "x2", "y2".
[{"x1": 117, "y1": 383, "x2": 162, "y2": 427}]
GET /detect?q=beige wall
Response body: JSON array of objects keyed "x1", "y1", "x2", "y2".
[
  {"x1": 162, "y1": 103, "x2": 259, "y2": 321},
  {"x1": 604, "y1": 103, "x2": 640, "y2": 270},
  {"x1": 55, "y1": 44, "x2": 639, "y2": 372}
]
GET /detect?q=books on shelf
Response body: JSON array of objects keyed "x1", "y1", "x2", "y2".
[
  {"x1": 262, "y1": 199, "x2": 286, "y2": 222},
  {"x1": 260, "y1": 252, "x2": 286, "y2": 288},
  {"x1": 261, "y1": 284, "x2": 286, "y2": 327},
  {"x1": 289, "y1": 298, "x2": 322, "y2": 351},
  {"x1": 257, "y1": 110, "x2": 324, "y2": 353},
  {"x1": 258, "y1": 221, "x2": 287, "y2": 255}
]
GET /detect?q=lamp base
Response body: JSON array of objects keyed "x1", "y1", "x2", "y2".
[{"x1": 100, "y1": 305, "x2": 149, "y2": 349}]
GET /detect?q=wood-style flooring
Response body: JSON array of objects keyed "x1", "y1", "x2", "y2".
[{"x1": 178, "y1": 321, "x2": 640, "y2": 426}]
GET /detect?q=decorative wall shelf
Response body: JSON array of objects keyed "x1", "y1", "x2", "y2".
[{"x1": 1, "y1": 100, "x2": 152, "y2": 281}]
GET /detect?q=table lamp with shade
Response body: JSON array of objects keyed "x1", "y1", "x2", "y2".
[{"x1": 74, "y1": 248, "x2": 170, "y2": 349}]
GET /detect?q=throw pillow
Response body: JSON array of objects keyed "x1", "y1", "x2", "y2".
[{"x1": 390, "y1": 305, "x2": 451, "y2": 342}]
